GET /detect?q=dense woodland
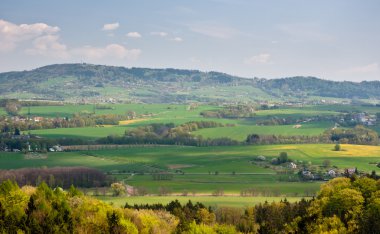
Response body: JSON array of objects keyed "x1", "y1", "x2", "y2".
[
  {"x1": 0, "y1": 167, "x2": 109, "y2": 188},
  {"x1": 1, "y1": 176, "x2": 380, "y2": 233}
]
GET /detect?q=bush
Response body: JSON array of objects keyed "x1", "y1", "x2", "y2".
[
  {"x1": 111, "y1": 182, "x2": 126, "y2": 196},
  {"x1": 334, "y1": 143, "x2": 341, "y2": 151},
  {"x1": 256, "y1": 155, "x2": 266, "y2": 161}
]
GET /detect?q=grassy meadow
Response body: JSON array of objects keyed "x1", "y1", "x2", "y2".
[
  {"x1": 1, "y1": 144, "x2": 379, "y2": 195},
  {"x1": 3, "y1": 144, "x2": 378, "y2": 173},
  {"x1": 25, "y1": 103, "x2": 345, "y2": 139},
  {"x1": 194, "y1": 121, "x2": 333, "y2": 141},
  {"x1": 2, "y1": 103, "x2": 380, "y2": 203},
  {"x1": 98, "y1": 195, "x2": 305, "y2": 208}
]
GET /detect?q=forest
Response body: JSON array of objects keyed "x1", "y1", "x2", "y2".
[{"x1": 1, "y1": 176, "x2": 379, "y2": 233}]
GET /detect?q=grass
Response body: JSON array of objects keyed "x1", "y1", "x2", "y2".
[
  {"x1": 121, "y1": 174, "x2": 322, "y2": 195},
  {"x1": 0, "y1": 144, "x2": 380, "y2": 173},
  {"x1": 254, "y1": 108, "x2": 338, "y2": 117},
  {"x1": 3, "y1": 103, "x2": 380, "y2": 204},
  {"x1": 29, "y1": 120, "x2": 332, "y2": 139},
  {"x1": 98, "y1": 196, "x2": 306, "y2": 208},
  {"x1": 1, "y1": 144, "x2": 378, "y2": 173},
  {"x1": 194, "y1": 121, "x2": 333, "y2": 141},
  {"x1": 309, "y1": 104, "x2": 380, "y2": 114},
  {"x1": 25, "y1": 103, "x2": 340, "y2": 140},
  {"x1": 28, "y1": 126, "x2": 131, "y2": 139},
  {"x1": 18, "y1": 103, "x2": 217, "y2": 118},
  {"x1": 1, "y1": 144, "x2": 379, "y2": 195}
]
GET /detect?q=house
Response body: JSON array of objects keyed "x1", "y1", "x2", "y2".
[
  {"x1": 345, "y1": 168, "x2": 356, "y2": 175},
  {"x1": 288, "y1": 162, "x2": 297, "y2": 169},
  {"x1": 49, "y1": 145, "x2": 63, "y2": 152},
  {"x1": 302, "y1": 170, "x2": 312, "y2": 176},
  {"x1": 328, "y1": 169, "x2": 336, "y2": 177},
  {"x1": 301, "y1": 170, "x2": 315, "y2": 179},
  {"x1": 33, "y1": 116, "x2": 44, "y2": 122},
  {"x1": 125, "y1": 184, "x2": 136, "y2": 196}
]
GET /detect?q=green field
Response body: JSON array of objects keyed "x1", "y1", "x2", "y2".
[
  {"x1": 30, "y1": 120, "x2": 332, "y2": 140},
  {"x1": 26, "y1": 104, "x2": 342, "y2": 139},
  {"x1": 28, "y1": 126, "x2": 131, "y2": 139},
  {"x1": 3, "y1": 144, "x2": 378, "y2": 173},
  {"x1": 19, "y1": 103, "x2": 216, "y2": 118},
  {"x1": 194, "y1": 121, "x2": 333, "y2": 141},
  {"x1": 4, "y1": 103, "x2": 380, "y2": 200},
  {"x1": 122, "y1": 174, "x2": 321, "y2": 195},
  {"x1": 1, "y1": 144, "x2": 379, "y2": 195},
  {"x1": 98, "y1": 196, "x2": 305, "y2": 208}
]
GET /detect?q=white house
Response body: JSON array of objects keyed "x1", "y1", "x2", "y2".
[
  {"x1": 288, "y1": 162, "x2": 297, "y2": 169},
  {"x1": 328, "y1": 169, "x2": 336, "y2": 177}
]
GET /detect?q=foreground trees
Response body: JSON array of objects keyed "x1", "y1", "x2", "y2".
[
  {"x1": 0, "y1": 181, "x2": 179, "y2": 233},
  {"x1": 287, "y1": 177, "x2": 380, "y2": 233},
  {"x1": 1, "y1": 176, "x2": 380, "y2": 233}
]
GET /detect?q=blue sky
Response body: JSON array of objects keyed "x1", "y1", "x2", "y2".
[{"x1": 0, "y1": 0, "x2": 379, "y2": 81}]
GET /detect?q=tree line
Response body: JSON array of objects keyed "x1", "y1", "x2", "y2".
[
  {"x1": 1, "y1": 123, "x2": 378, "y2": 153},
  {"x1": 246, "y1": 125, "x2": 379, "y2": 146},
  {"x1": 97, "y1": 122, "x2": 240, "y2": 147},
  {"x1": 0, "y1": 112, "x2": 131, "y2": 132},
  {"x1": 0, "y1": 167, "x2": 109, "y2": 188},
  {"x1": 1, "y1": 175, "x2": 380, "y2": 233},
  {"x1": 200, "y1": 104, "x2": 255, "y2": 118}
]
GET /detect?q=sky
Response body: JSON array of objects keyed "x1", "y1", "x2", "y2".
[{"x1": 0, "y1": 0, "x2": 379, "y2": 82}]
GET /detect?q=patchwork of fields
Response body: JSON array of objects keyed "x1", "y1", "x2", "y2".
[
  {"x1": 2, "y1": 103, "x2": 380, "y2": 206},
  {"x1": 26, "y1": 103, "x2": 348, "y2": 139},
  {"x1": 1, "y1": 144, "x2": 379, "y2": 196}
]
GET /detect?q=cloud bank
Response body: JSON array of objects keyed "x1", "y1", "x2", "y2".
[{"x1": 0, "y1": 19, "x2": 140, "y2": 61}]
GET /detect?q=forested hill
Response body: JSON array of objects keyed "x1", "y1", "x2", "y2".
[{"x1": 0, "y1": 63, "x2": 379, "y2": 103}]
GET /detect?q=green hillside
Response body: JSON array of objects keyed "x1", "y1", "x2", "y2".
[{"x1": 2, "y1": 63, "x2": 380, "y2": 103}]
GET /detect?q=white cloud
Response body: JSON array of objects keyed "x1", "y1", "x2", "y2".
[
  {"x1": 244, "y1": 53, "x2": 271, "y2": 65},
  {"x1": 25, "y1": 35, "x2": 69, "y2": 59},
  {"x1": 339, "y1": 63, "x2": 379, "y2": 74},
  {"x1": 171, "y1": 37, "x2": 183, "y2": 42},
  {"x1": 102, "y1": 22, "x2": 119, "y2": 31},
  {"x1": 188, "y1": 22, "x2": 238, "y2": 39},
  {"x1": 72, "y1": 44, "x2": 141, "y2": 60},
  {"x1": 150, "y1": 31, "x2": 168, "y2": 37},
  {"x1": 0, "y1": 19, "x2": 141, "y2": 62},
  {"x1": 0, "y1": 19, "x2": 60, "y2": 52},
  {"x1": 126, "y1": 32, "x2": 142, "y2": 38}
]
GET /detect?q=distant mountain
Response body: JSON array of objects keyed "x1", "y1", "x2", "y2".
[{"x1": 0, "y1": 63, "x2": 379, "y2": 103}]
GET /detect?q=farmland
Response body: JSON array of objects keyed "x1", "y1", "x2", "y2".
[
  {"x1": 99, "y1": 195, "x2": 304, "y2": 208},
  {"x1": 25, "y1": 103, "x2": 346, "y2": 139},
  {"x1": 193, "y1": 121, "x2": 333, "y2": 141},
  {"x1": 2, "y1": 101, "x2": 380, "y2": 207},
  {"x1": 3, "y1": 144, "x2": 379, "y2": 173},
  {"x1": 1, "y1": 144, "x2": 379, "y2": 197}
]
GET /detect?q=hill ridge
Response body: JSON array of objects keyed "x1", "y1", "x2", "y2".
[{"x1": 0, "y1": 63, "x2": 379, "y2": 103}]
